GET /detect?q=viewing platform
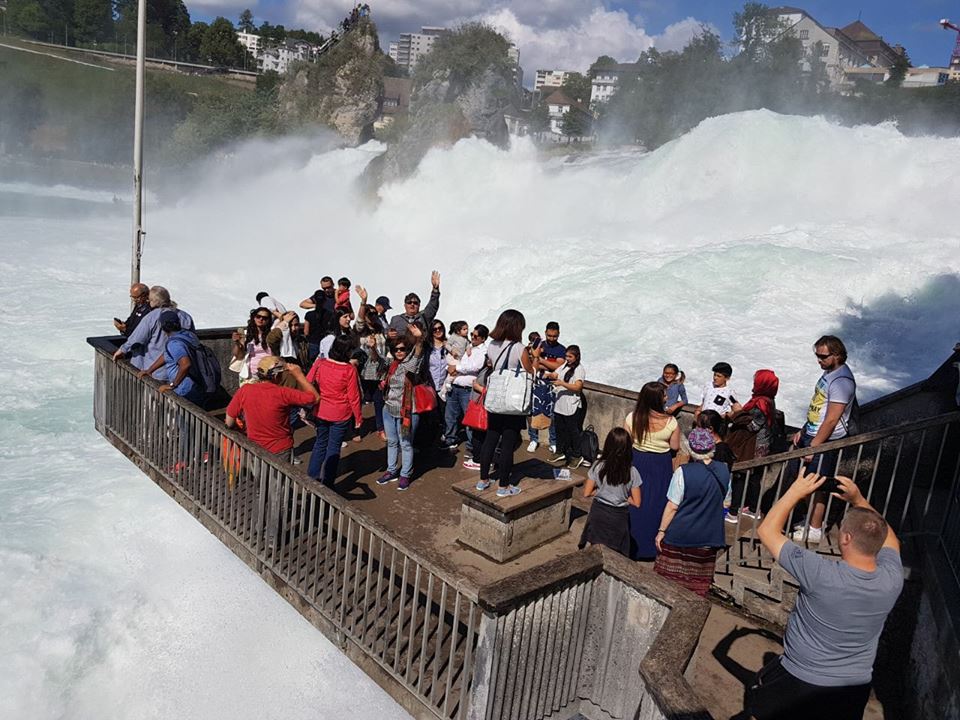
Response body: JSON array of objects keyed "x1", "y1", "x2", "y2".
[{"x1": 87, "y1": 329, "x2": 960, "y2": 720}]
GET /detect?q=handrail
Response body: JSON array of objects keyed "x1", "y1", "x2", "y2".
[
  {"x1": 733, "y1": 410, "x2": 960, "y2": 471},
  {"x1": 88, "y1": 335, "x2": 480, "y2": 601}
]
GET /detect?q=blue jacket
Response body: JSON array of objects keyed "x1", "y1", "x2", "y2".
[{"x1": 120, "y1": 306, "x2": 195, "y2": 379}]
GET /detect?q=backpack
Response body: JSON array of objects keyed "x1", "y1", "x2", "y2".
[
  {"x1": 170, "y1": 336, "x2": 222, "y2": 395},
  {"x1": 579, "y1": 425, "x2": 600, "y2": 464}
]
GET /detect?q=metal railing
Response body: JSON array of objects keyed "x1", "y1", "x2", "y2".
[
  {"x1": 719, "y1": 411, "x2": 960, "y2": 579},
  {"x1": 92, "y1": 343, "x2": 481, "y2": 719}
]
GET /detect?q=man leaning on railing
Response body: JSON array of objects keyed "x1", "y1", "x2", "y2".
[{"x1": 747, "y1": 472, "x2": 903, "y2": 720}]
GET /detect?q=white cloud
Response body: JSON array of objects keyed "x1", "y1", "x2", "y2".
[
  {"x1": 653, "y1": 17, "x2": 720, "y2": 52},
  {"x1": 481, "y1": 7, "x2": 654, "y2": 74}
]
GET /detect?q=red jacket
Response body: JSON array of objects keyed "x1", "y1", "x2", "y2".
[{"x1": 307, "y1": 358, "x2": 362, "y2": 425}]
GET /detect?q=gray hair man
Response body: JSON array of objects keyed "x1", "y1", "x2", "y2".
[{"x1": 113, "y1": 285, "x2": 195, "y2": 378}]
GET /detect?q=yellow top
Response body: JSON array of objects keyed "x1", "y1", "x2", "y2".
[{"x1": 625, "y1": 413, "x2": 678, "y2": 453}]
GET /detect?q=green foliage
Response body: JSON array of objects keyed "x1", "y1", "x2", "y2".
[
  {"x1": 597, "y1": 5, "x2": 960, "y2": 149},
  {"x1": 529, "y1": 102, "x2": 549, "y2": 132},
  {"x1": 181, "y1": 20, "x2": 208, "y2": 62},
  {"x1": 199, "y1": 17, "x2": 244, "y2": 67},
  {"x1": 238, "y1": 9, "x2": 255, "y2": 34},
  {"x1": 560, "y1": 106, "x2": 591, "y2": 137},
  {"x1": 561, "y1": 72, "x2": 591, "y2": 104},
  {"x1": 72, "y1": 0, "x2": 111, "y2": 43},
  {"x1": 413, "y1": 22, "x2": 511, "y2": 90},
  {"x1": 588, "y1": 55, "x2": 618, "y2": 77},
  {"x1": 885, "y1": 51, "x2": 911, "y2": 87}
]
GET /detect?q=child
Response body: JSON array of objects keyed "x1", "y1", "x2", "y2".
[
  {"x1": 545, "y1": 345, "x2": 586, "y2": 468},
  {"x1": 695, "y1": 362, "x2": 741, "y2": 420},
  {"x1": 578, "y1": 427, "x2": 642, "y2": 556},
  {"x1": 445, "y1": 320, "x2": 469, "y2": 359},
  {"x1": 659, "y1": 363, "x2": 687, "y2": 415},
  {"x1": 335, "y1": 277, "x2": 352, "y2": 312},
  {"x1": 695, "y1": 409, "x2": 737, "y2": 523}
]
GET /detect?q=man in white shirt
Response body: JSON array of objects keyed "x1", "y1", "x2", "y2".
[{"x1": 442, "y1": 324, "x2": 489, "y2": 458}]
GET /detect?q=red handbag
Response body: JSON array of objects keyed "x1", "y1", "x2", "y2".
[
  {"x1": 463, "y1": 388, "x2": 489, "y2": 431},
  {"x1": 414, "y1": 383, "x2": 437, "y2": 414}
]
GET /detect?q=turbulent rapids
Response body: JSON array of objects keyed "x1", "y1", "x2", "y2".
[{"x1": 1, "y1": 109, "x2": 959, "y2": 719}]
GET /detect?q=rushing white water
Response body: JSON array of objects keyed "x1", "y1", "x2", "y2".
[{"x1": 1, "y1": 109, "x2": 958, "y2": 717}]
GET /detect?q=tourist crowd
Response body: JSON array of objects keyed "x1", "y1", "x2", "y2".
[{"x1": 112, "y1": 278, "x2": 899, "y2": 720}]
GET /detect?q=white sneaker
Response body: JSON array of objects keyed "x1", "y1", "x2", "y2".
[
  {"x1": 549, "y1": 445, "x2": 556, "y2": 454},
  {"x1": 791, "y1": 525, "x2": 822, "y2": 542},
  {"x1": 462, "y1": 459, "x2": 480, "y2": 470},
  {"x1": 526, "y1": 440, "x2": 538, "y2": 453}
]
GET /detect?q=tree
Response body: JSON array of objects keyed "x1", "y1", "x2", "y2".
[
  {"x1": 182, "y1": 20, "x2": 208, "y2": 62},
  {"x1": 560, "y1": 105, "x2": 591, "y2": 139},
  {"x1": 529, "y1": 102, "x2": 549, "y2": 133},
  {"x1": 413, "y1": 22, "x2": 512, "y2": 90},
  {"x1": 238, "y1": 8, "x2": 254, "y2": 33},
  {"x1": 561, "y1": 72, "x2": 592, "y2": 104},
  {"x1": 733, "y1": 2, "x2": 785, "y2": 64},
  {"x1": 199, "y1": 17, "x2": 244, "y2": 67},
  {"x1": 806, "y1": 40, "x2": 829, "y2": 91},
  {"x1": 73, "y1": 0, "x2": 112, "y2": 43},
  {"x1": 885, "y1": 50, "x2": 911, "y2": 87},
  {"x1": 588, "y1": 55, "x2": 618, "y2": 78}
]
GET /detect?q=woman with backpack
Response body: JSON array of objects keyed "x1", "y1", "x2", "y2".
[
  {"x1": 579, "y1": 427, "x2": 642, "y2": 556},
  {"x1": 476, "y1": 309, "x2": 537, "y2": 498},
  {"x1": 543, "y1": 345, "x2": 586, "y2": 469},
  {"x1": 654, "y1": 428, "x2": 731, "y2": 597},
  {"x1": 725, "y1": 369, "x2": 780, "y2": 522}
]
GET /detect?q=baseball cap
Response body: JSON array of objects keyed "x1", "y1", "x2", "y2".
[
  {"x1": 159, "y1": 310, "x2": 181, "y2": 329},
  {"x1": 375, "y1": 295, "x2": 391, "y2": 310}
]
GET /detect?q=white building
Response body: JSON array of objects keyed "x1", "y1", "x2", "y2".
[
  {"x1": 237, "y1": 31, "x2": 261, "y2": 57},
  {"x1": 589, "y1": 63, "x2": 641, "y2": 106},
  {"x1": 534, "y1": 70, "x2": 572, "y2": 92},
  {"x1": 258, "y1": 40, "x2": 312, "y2": 75},
  {"x1": 542, "y1": 89, "x2": 575, "y2": 135},
  {"x1": 508, "y1": 43, "x2": 523, "y2": 89},
  {"x1": 391, "y1": 26, "x2": 447, "y2": 71},
  {"x1": 901, "y1": 67, "x2": 953, "y2": 88}
]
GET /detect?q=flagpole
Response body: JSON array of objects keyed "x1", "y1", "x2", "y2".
[{"x1": 131, "y1": 0, "x2": 146, "y2": 287}]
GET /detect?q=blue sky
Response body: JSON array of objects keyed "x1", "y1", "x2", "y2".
[{"x1": 192, "y1": 1, "x2": 958, "y2": 72}]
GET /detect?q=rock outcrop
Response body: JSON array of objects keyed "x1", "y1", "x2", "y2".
[
  {"x1": 363, "y1": 55, "x2": 519, "y2": 193},
  {"x1": 277, "y1": 18, "x2": 384, "y2": 145}
]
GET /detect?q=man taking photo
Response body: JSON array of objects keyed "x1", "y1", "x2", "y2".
[{"x1": 750, "y1": 472, "x2": 903, "y2": 719}]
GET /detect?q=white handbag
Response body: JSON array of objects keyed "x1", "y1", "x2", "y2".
[{"x1": 484, "y1": 342, "x2": 533, "y2": 415}]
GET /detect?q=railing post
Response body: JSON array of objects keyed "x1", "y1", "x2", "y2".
[{"x1": 465, "y1": 611, "x2": 500, "y2": 720}]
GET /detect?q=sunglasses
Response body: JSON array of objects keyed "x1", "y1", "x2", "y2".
[
  {"x1": 432, "y1": 326, "x2": 444, "y2": 332},
  {"x1": 814, "y1": 352, "x2": 833, "y2": 360},
  {"x1": 255, "y1": 315, "x2": 271, "y2": 320},
  {"x1": 395, "y1": 346, "x2": 408, "y2": 352}
]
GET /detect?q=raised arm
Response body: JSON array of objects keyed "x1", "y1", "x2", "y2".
[{"x1": 758, "y1": 470, "x2": 827, "y2": 560}]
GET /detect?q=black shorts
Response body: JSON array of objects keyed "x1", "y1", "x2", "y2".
[{"x1": 747, "y1": 657, "x2": 870, "y2": 720}]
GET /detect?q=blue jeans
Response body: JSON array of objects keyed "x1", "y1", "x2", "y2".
[
  {"x1": 383, "y1": 407, "x2": 418, "y2": 478},
  {"x1": 443, "y1": 385, "x2": 474, "y2": 453},
  {"x1": 528, "y1": 412, "x2": 557, "y2": 446},
  {"x1": 308, "y1": 418, "x2": 352, "y2": 486}
]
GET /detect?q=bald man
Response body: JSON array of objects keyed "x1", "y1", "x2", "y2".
[{"x1": 114, "y1": 283, "x2": 150, "y2": 336}]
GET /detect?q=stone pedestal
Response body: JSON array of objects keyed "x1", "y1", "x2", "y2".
[{"x1": 452, "y1": 476, "x2": 582, "y2": 562}]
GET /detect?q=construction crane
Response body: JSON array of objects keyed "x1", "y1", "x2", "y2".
[{"x1": 941, "y1": 18, "x2": 960, "y2": 71}]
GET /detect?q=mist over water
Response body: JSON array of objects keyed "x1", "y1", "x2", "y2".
[
  {"x1": 1, "y1": 109, "x2": 958, "y2": 718},
  {"x1": 154, "y1": 110, "x2": 960, "y2": 414}
]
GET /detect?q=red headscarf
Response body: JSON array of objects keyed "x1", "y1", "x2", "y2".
[{"x1": 742, "y1": 369, "x2": 779, "y2": 429}]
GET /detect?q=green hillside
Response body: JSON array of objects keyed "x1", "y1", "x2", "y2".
[{"x1": 0, "y1": 38, "x2": 272, "y2": 166}]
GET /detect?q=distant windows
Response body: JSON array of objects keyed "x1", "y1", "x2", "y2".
[
  {"x1": 821, "y1": 43, "x2": 830, "y2": 56},
  {"x1": 799, "y1": 29, "x2": 809, "y2": 39}
]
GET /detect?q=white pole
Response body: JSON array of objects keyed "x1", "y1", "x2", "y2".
[{"x1": 131, "y1": 0, "x2": 147, "y2": 287}]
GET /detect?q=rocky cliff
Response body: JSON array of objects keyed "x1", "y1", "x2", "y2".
[
  {"x1": 362, "y1": 24, "x2": 520, "y2": 193},
  {"x1": 277, "y1": 18, "x2": 384, "y2": 145}
]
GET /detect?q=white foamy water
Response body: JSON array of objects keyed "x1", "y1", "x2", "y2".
[{"x1": 1, "y1": 110, "x2": 959, "y2": 717}]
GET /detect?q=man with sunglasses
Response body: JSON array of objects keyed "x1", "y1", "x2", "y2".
[
  {"x1": 113, "y1": 283, "x2": 151, "y2": 336},
  {"x1": 790, "y1": 335, "x2": 857, "y2": 542},
  {"x1": 388, "y1": 271, "x2": 441, "y2": 336}
]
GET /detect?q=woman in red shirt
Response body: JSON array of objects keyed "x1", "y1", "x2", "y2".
[{"x1": 306, "y1": 335, "x2": 362, "y2": 487}]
